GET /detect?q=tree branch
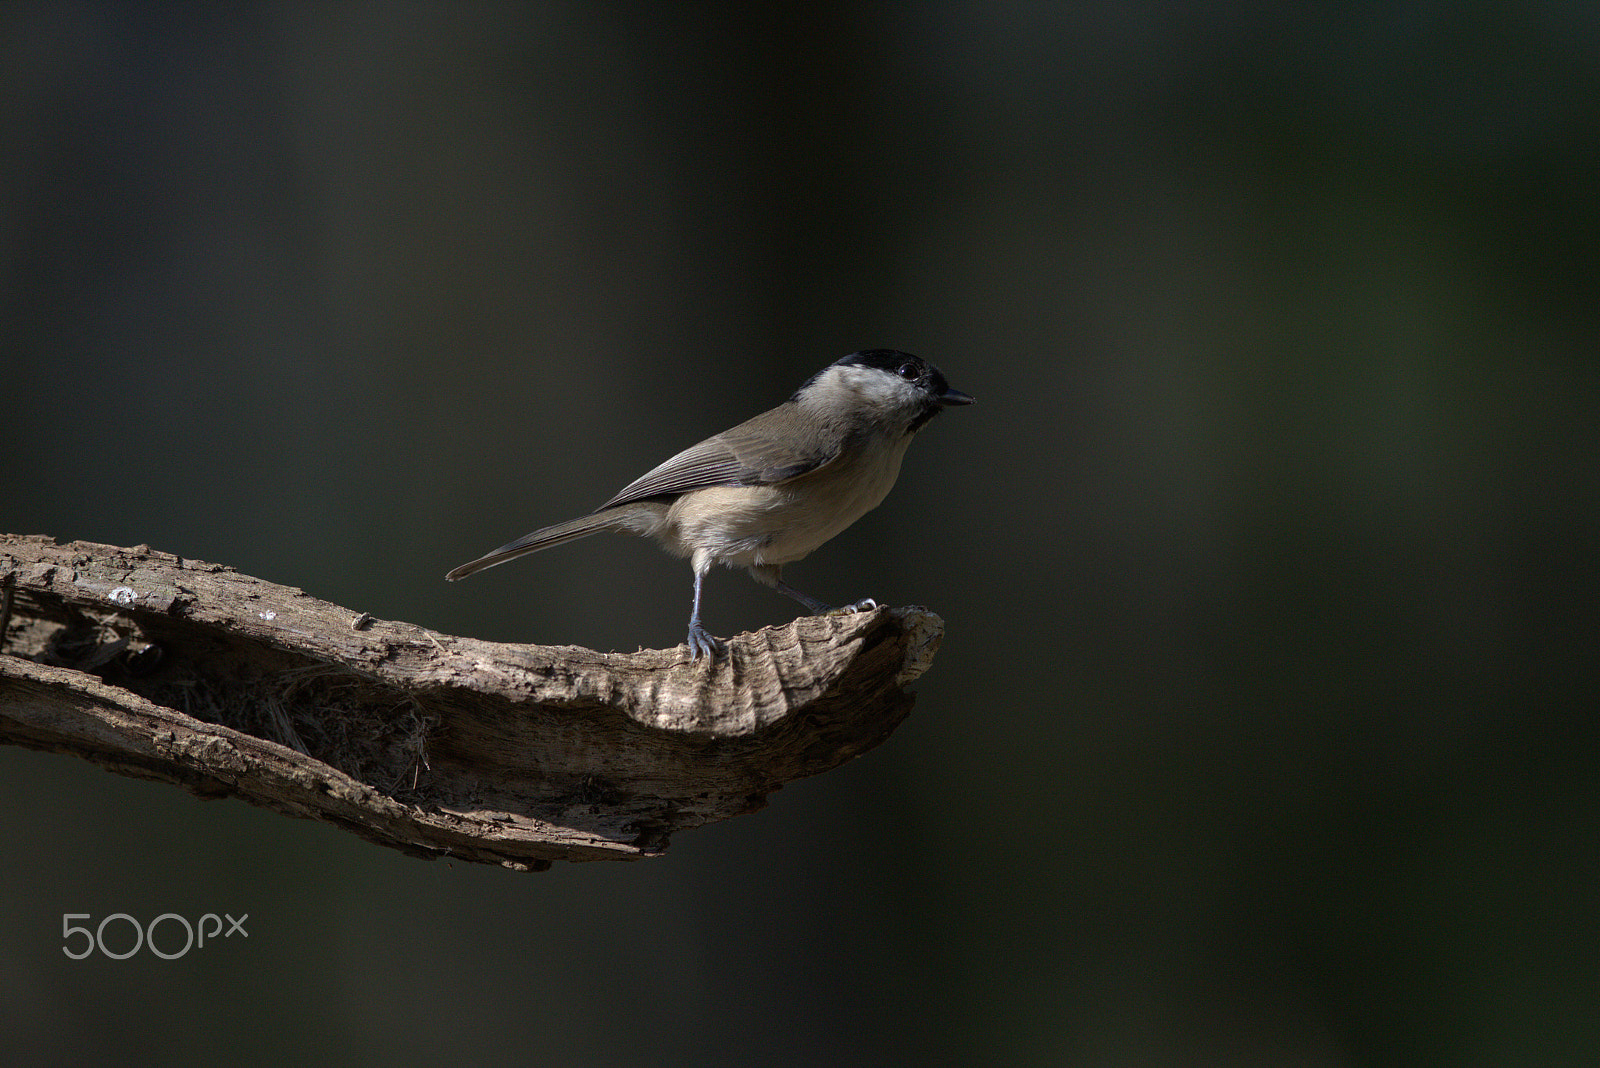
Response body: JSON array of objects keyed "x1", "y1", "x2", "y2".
[{"x1": 0, "y1": 534, "x2": 942, "y2": 870}]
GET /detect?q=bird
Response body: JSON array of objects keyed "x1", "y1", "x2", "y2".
[{"x1": 446, "y1": 349, "x2": 973, "y2": 659}]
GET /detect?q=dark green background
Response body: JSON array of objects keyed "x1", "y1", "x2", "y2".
[{"x1": 3, "y1": 4, "x2": 1595, "y2": 1065}]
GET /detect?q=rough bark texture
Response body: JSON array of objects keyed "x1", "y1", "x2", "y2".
[{"x1": 0, "y1": 534, "x2": 942, "y2": 870}]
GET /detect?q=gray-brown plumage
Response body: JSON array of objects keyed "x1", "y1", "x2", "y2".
[{"x1": 447, "y1": 350, "x2": 972, "y2": 659}]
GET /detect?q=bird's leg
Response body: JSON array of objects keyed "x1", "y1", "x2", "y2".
[
  {"x1": 748, "y1": 564, "x2": 862, "y2": 616},
  {"x1": 686, "y1": 565, "x2": 724, "y2": 660},
  {"x1": 773, "y1": 578, "x2": 834, "y2": 615},
  {"x1": 746, "y1": 564, "x2": 832, "y2": 614},
  {"x1": 785, "y1": 582, "x2": 878, "y2": 616}
]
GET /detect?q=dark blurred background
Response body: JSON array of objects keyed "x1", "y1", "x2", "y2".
[{"x1": 3, "y1": 3, "x2": 1596, "y2": 1065}]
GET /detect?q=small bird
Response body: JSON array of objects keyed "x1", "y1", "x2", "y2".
[{"x1": 447, "y1": 349, "x2": 973, "y2": 659}]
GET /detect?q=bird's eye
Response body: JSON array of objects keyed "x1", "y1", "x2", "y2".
[{"x1": 896, "y1": 363, "x2": 919, "y2": 381}]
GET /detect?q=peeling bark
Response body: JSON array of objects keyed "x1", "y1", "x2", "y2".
[{"x1": 0, "y1": 534, "x2": 942, "y2": 870}]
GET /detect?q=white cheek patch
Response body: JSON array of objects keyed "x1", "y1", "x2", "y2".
[{"x1": 833, "y1": 366, "x2": 924, "y2": 411}]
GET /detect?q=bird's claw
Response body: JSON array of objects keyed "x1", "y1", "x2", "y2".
[
  {"x1": 687, "y1": 623, "x2": 725, "y2": 662},
  {"x1": 826, "y1": 598, "x2": 879, "y2": 616}
]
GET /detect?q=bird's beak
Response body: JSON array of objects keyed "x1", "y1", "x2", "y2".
[{"x1": 939, "y1": 387, "x2": 975, "y2": 406}]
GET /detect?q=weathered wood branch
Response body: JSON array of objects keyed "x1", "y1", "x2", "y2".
[{"x1": 0, "y1": 534, "x2": 942, "y2": 870}]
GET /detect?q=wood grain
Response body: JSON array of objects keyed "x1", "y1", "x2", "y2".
[{"x1": 0, "y1": 534, "x2": 942, "y2": 870}]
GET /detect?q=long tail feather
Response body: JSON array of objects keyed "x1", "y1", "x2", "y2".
[{"x1": 445, "y1": 512, "x2": 628, "y2": 581}]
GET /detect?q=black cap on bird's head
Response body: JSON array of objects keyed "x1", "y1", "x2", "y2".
[{"x1": 833, "y1": 349, "x2": 975, "y2": 410}]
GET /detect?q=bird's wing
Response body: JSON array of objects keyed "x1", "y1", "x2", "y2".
[{"x1": 594, "y1": 404, "x2": 842, "y2": 512}]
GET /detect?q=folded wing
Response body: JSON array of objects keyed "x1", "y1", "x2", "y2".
[{"x1": 593, "y1": 406, "x2": 842, "y2": 512}]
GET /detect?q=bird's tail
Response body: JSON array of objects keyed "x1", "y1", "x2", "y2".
[{"x1": 445, "y1": 509, "x2": 645, "y2": 581}]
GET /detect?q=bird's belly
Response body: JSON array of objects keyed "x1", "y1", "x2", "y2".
[{"x1": 665, "y1": 436, "x2": 907, "y2": 568}]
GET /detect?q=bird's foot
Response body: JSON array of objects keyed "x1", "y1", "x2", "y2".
[
  {"x1": 826, "y1": 598, "x2": 879, "y2": 616},
  {"x1": 686, "y1": 622, "x2": 725, "y2": 661}
]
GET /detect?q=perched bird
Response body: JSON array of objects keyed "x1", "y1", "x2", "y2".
[{"x1": 447, "y1": 349, "x2": 973, "y2": 659}]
